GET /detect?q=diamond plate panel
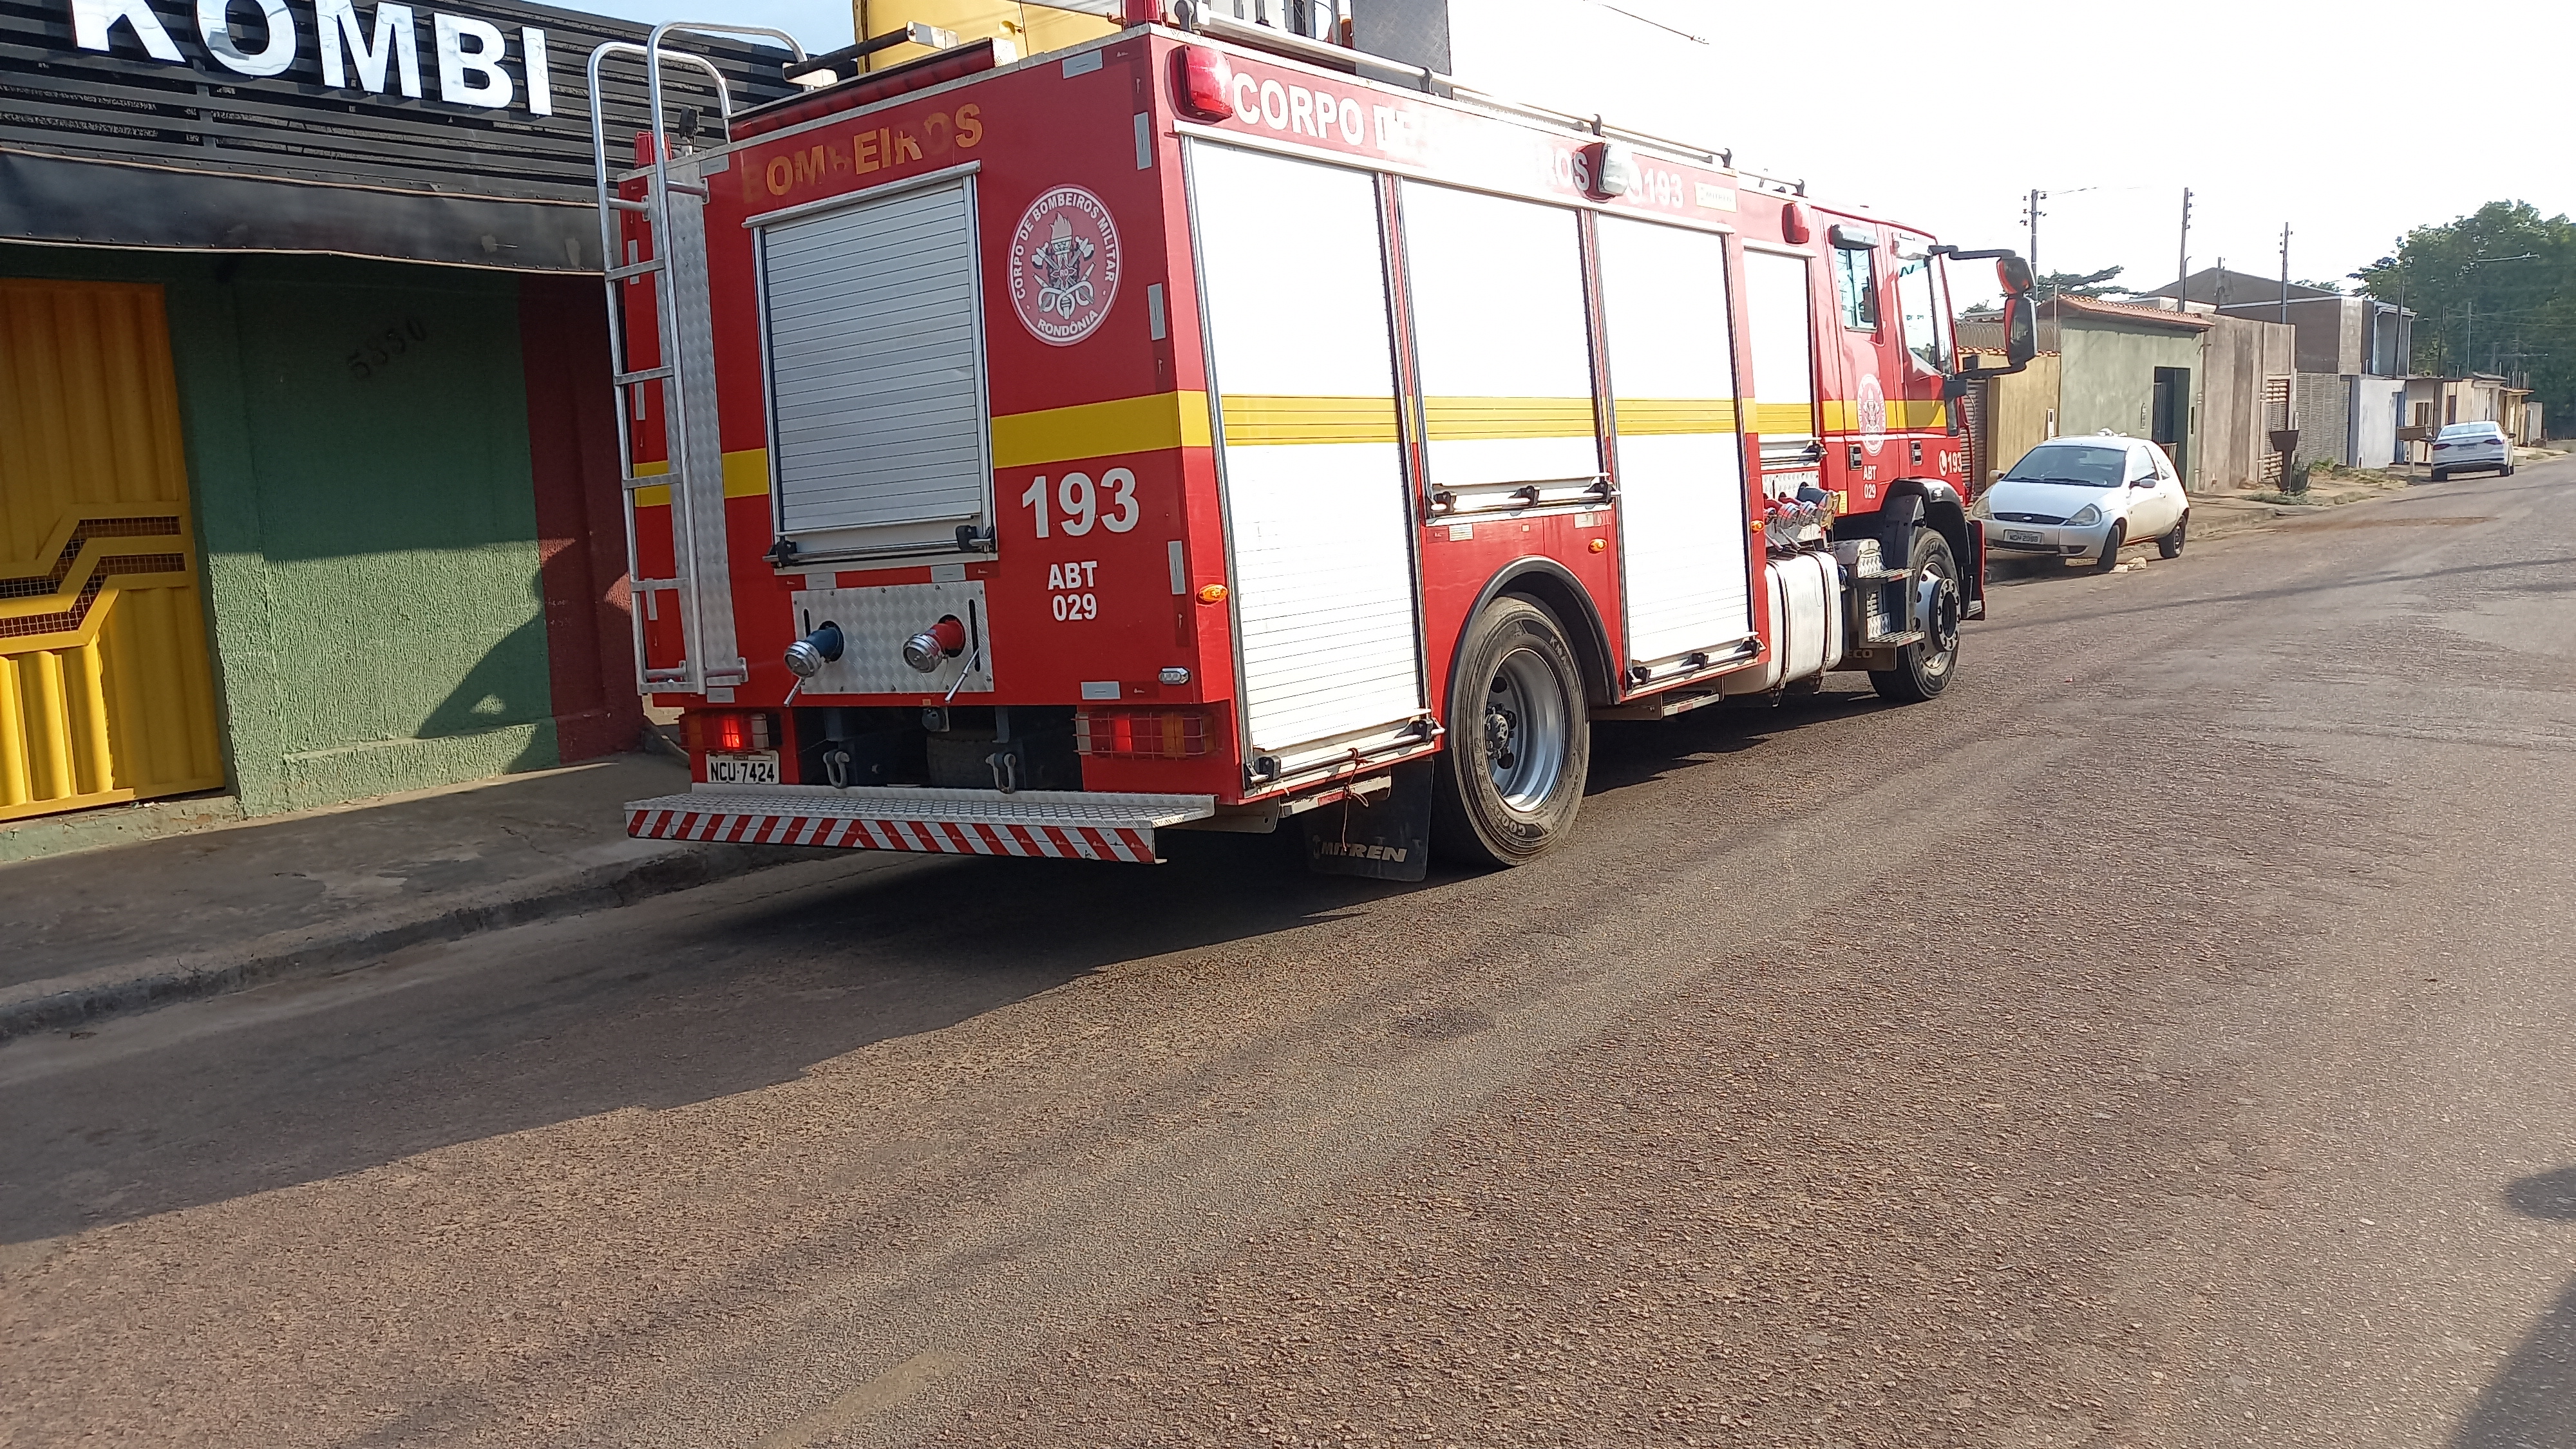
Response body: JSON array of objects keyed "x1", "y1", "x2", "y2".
[{"x1": 790, "y1": 582, "x2": 994, "y2": 696}]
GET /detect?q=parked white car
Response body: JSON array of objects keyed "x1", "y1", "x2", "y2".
[
  {"x1": 1973, "y1": 433, "x2": 2190, "y2": 572},
  {"x1": 2430, "y1": 421, "x2": 2514, "y2": 480}
]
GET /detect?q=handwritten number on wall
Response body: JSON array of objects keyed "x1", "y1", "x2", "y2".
[{"x1": 346, "y1": 316, "x2": 431, "y2": 382}]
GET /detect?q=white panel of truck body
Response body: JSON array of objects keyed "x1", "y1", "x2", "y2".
[
  {"x1": 759, "y1": 177, "x2": 991, "y2": 556},
  {"x1": 1743, "y1": 247, "x2": 1821, "y2": 496},
  {"x1": 1189, "y1": 142, "x2": 1424, "y2": 776},
  {"x1": 1597, "y1": 216, "x2": 1753, "y2": 670},
  {"x1": 1401, "y1": 182, "x2": 1601, "y2": 495}
]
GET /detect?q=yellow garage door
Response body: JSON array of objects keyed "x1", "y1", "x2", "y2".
[{"x1": 0, "y1": 279, "x2": 224, "y2": 822}]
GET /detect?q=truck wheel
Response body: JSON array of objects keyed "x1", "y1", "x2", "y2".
[
  {"x1": 1870, "y1": 527, "x2": 1962, "y2": 705},
  {"x1": 1431, "y1": 596, "x2": 1589, "y2": 867}
]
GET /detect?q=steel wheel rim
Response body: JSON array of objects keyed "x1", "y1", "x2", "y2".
[
  {"x1": 1918, "y1": 556, "x2": 1960, "y2": 680},
  {"x1": 1484, "y1": 645, "x2": 1568, "y2": 811}
]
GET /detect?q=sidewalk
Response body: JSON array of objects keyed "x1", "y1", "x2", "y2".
[{"x1": 0, "y1": 752, "x2": 808, "y2": 1043}]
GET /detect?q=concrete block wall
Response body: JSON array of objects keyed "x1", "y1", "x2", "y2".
[{"x1": 2293, "y1": 372, "x2": 2350, "y2": 469}]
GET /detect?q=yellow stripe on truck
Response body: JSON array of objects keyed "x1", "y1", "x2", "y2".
[
  {"x1": 623, "y1": 391, "x2": 1946, "y2": 506},
  {"x1": 632, "y1": 449, "x2": 771, "y2": 508},
  {"x1": 1747, "y1": 401, "x2": 1816, "y2": 434},
  {"x1": 1220, "y1": 394, "x2": 1403, "y2": 446},
  {"x1": 1423, "y1": 395, "x2": 1595, "y2": 441},
  {"x1": 992, "y1": 390, "x2": 1213, "y2": 466},
  {"x1": 1611, "y1": 398, "x2": 1740, "y2": 435},
  {"x1": 1818, "y1": 399, "x2": 1950, "y2": 431}
]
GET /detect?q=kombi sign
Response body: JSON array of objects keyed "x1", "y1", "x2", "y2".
[{"x1": 67, "y1": 0, "x2": 562, "y2": 115}]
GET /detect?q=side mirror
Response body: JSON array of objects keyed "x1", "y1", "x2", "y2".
[
  {"x1": 1996, "y1": 255, "x2": 2035, "y2": 294},
  {"x1": 2000, "y1": 291, "x2": 2038, "y2": 368},
  {"x1": 2128, "y1": 475, "x2": 2155, "y2": 489}
]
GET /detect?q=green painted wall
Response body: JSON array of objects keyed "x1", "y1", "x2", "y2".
[
  {"x1": 1, "y1": 246, "x2": 561, "y2": 814},
  {"x1": 2058, "y1": 321, "x2": 2204, "y2": 479}
]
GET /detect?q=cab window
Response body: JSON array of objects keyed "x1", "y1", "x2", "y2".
[
  {"x1": 1833, "y1": 246, "x2": 1878, "y2": 331},
  {"x1": 1893, "y1": 245, "x2": 1949, "y2": 372}
]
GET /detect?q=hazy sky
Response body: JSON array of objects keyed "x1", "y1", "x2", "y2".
[{"x1": 587, "y1": 0, "x2": 2575, "y2": 303}]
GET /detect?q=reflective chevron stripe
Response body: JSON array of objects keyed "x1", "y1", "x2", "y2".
[{"x1": 624, "y1": 806, "x2": 1159, "y2": 863}]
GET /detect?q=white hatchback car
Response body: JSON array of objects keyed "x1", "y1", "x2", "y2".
[
  {"x1": 2430, "y1": 421, "x2": 2514, "y2": 480},
  {"x1": 1974, "y1": 434, "x2": 2190, "y2": 571}
]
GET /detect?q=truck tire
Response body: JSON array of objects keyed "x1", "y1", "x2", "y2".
[
  {"x1": 1431, "y1": 596, "x2": 1589, "y2": 867},
  {"x1": 1870, "y1": 526, "x2": 1963, "y2": 705}
]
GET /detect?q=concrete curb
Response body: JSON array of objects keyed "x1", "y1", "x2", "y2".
[{"x1": 0, "y1": 840, "x2": 808, "y2": 1044}]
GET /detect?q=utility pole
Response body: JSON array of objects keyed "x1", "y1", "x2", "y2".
[
  {"x1": 2278, "y1": 223, "x2": 2292, "y2": 325},
  {"x1": 2176, "y1": 188, "x2": 2192, "y2": 301},
  {"x1": 2465, "y1": 296, "x2": 2475, "y2": 377},
  {"x1": 2023, "y1": 188, "x2": 2046, "y2": 276}
]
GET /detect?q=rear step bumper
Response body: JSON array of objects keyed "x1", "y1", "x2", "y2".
[{"x1": 625, "y1": 784, "x2": 1217, "y2": 864}]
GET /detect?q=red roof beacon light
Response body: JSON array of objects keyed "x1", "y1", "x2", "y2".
[
  {"x1": 1172, "y1": 44, "x2": 1235, "y2": 123},
  {"x1": 1781, "y1": 201, "x2": 1813, "y2": 245},
  {"x1": 1121, "y1": 0, "x2": 1164, "y2": 21},
  {"x1": 1578, "y1": 140, "x2": 1634, "y2": 201}
]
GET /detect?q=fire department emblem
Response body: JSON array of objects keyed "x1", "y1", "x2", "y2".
[
  {"x1": 1010, "y1": 186, "x2": 1121, "y2": 346},
  {"x1": 1856, "y1": 373, "x2": 1888, "y2": 457}
]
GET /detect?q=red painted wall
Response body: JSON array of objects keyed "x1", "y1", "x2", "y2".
[{"x1": 519, "y1": 276, "x2": 644, "y2": 763}]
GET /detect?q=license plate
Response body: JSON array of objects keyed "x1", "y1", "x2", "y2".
[
  {"x1": 2005, "y1": 529, "x2": 2043, "y2": 544},
  {"x1": 706, "y1": 751, "x2": 780, "y2": 786}
]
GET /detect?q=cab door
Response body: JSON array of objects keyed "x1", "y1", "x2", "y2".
[
  {"x1": 2133, "y1": 444, "x2": 2186, "y2": 536},
  {"x1": 1817, "y1": 216, "x2": 1909, "y2": 512},
  {"x1": 1889, "y1": 231, "x2": 1959, "y2": 484}
]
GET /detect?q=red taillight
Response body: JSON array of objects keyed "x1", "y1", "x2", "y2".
[
  {"x1": 1171, "y1": 45, "x2": 1235, "y2": 123},
  {"x1": 1076, "y1": 708, "x2": 1210, "y2": 759},
  {"x1": 685, "y1": 711, "x2": 774, "y2": 753}
]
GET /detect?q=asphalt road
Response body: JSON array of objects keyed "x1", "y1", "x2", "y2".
[{"x1": 5, "y1": 461, "x2": 2573, "y2": 1449}]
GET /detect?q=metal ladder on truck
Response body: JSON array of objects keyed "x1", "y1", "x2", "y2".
[{"x1": 585, "y1": 24, "x2": 804, "y2": 696}]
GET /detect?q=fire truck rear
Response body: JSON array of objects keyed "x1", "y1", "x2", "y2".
[{"x1": 592, "y1": 5, "x2": 2039, "y2": 881}]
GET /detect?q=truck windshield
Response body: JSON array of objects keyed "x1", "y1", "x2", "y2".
[{"x1": 2003, "y1": 444, "x2": 2126, "y2": 487}]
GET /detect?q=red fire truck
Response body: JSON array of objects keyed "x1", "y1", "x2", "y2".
[{"x1": 591, "y1": 5, "x2": 2037, "y2": 881}]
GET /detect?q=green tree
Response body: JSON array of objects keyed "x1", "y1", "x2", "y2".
[
  {"x1": 2035, "y1": 265, "x2": 2128, "y2": 298},
  {"x1": 2354, "y1": 201, "x2": 2575, "y2": 422}
]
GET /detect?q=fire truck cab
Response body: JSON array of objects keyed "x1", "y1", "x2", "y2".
[{"x1": 597, "y1": 4, "x2": 2038, "y2": 880}]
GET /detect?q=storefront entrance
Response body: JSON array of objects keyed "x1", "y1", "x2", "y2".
[{"x1": 0, "y1": 279, "x2": 225, "y2": 821}]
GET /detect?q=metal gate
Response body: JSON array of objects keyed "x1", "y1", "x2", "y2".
[{"x1": 0, "y1": 280, "x2": 225, "y2": 822}]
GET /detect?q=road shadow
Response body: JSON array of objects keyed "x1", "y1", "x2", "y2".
[
  {"x1": 0, "y1": 828, "x2": 1413, "y2": 1243},
  {"x1": 1586, "y1": 681, "x2": 1893, "y2": 795},
  {"x1": 2452, "y1": 1166, "x2": 2576, "y2": 1448},
  {"x1": 1, "y1": 699, "x2": 1808, "y2": 1245}
]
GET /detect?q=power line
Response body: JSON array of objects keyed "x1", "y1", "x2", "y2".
[{"x1": 1578, "y1": 0, "x2": 1709, "y2": 43}]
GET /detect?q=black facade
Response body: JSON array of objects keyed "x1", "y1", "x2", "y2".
[{"x1": 0, "y1": 0, "x2": 794, "y2": 269}]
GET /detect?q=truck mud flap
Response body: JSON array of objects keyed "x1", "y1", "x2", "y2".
[{"x1": 1301, "y1": 760, "x2": 1433, "y2": 882}]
